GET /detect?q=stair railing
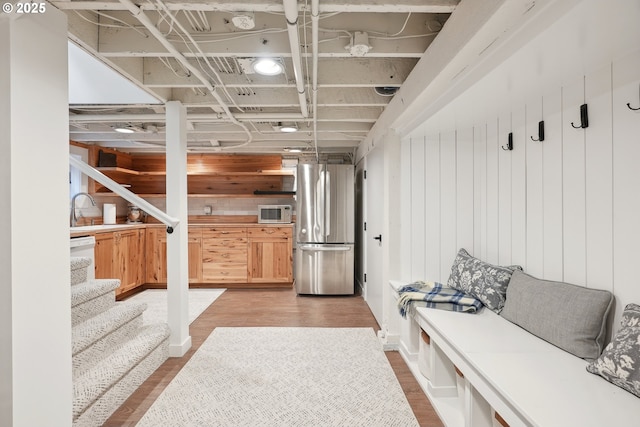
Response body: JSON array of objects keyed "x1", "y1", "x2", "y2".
[{"x1": 69, "y1": 155, "x2": 179, "y2": 233}]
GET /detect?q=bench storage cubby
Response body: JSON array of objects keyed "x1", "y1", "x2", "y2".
[{"x1": 390, "y1": 280, "x2": 640, "y2": 427}]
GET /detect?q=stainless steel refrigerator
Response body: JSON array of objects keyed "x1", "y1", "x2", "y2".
[{"x1": 295, "y1": 163, "x2": 355, "y2": 295}]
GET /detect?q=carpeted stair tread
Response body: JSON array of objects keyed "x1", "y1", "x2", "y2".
[
  {"x1": 73, "y1": 337, "x2": 169, "y2": 427},
  {"x1": 72, "y1": 323, "x2": 170, "y2": 420},
  {"x1": 73, "y1": 314, "x2": 144, "y2": 378},
  {"x1": 72, "y1": 302, "x2": 147, "y2": 356},
  {"x1": 71, "y1": 279, "x2": 120, "y2": 325},
  {"x1": 70, "y1": 257, "x2": 92, "y2": 286},
  {"x1": 71, "y1": 279, "x2": 120, "y2": 308}
]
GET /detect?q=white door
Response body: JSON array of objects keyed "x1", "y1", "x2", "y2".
[{"x1": 365, "y1": 146, "x2": 384, "y2": 326}]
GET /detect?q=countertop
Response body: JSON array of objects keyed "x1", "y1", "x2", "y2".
[{"x1": 70, "y1": 221, "x2": 294, "y2": 238}]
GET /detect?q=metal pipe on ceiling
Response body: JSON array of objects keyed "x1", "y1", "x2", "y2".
[
  {"x1": 117, "y1": 0, "x2": 253, "y2": 144},
  {"x1": 69, "y1": 113, "x2": 307, "y2": 123},
  {"x1": 311, "y1": 0, "x2": 319, "y2": 161},
  {"x1": 283, "y1": 0, "x2": 309, "y2": 118}
]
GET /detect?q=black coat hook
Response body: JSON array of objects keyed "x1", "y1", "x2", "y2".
[
  {"x1": 502, "y1": 132, "x2": 513, "y2": 151},
  {"x1": 571, "y1": 104, "x2": 589, "y2": 129},
  {"x1": 531, "y1": 120, "x2": 545, "y2": 142},
  {"x1": 627, "y1": 84, "x2": 640, "y2": 111}
]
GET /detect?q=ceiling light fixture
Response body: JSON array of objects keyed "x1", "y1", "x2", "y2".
[
  {"x1": 253, "y1": 58, "x2": 283, "y2": 76},
  {"x1": 279, "y1": 123, "x2": 298, "y2": 133},
  {"x1": 374, "y1": 86, "x2": 399, "y2": 96},
  {"x1": 285, "y1": 148, "x2": 302, "y2": 153},
  {"x1": 346, "y1": 32, "x2": 371, "y2": 57},
  {"x1": 114, "y1": 126, "x2": 135, "y2": 134}
]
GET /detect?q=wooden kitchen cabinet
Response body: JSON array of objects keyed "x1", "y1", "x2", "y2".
[
  {"x1": 201, "y1": 227, "x2": 248, "y2": 283},
  {"x1": 145, "y1": 227, "x2": 202, "y2": 283},
  {"x1": 95, "y1": 228, "x2": 145, "y2": 295},
  {"x1": 94, "y1": 232, "x2": 115, "y2": 280},
  {"x1": 247, "y1": 227, "x2": 293, "y2": 283}
]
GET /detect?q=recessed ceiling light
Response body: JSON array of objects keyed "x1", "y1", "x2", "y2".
[
  {"x1": 279, "y1": 124, "x2": 298, "y2": 133},
  {"x1": 285, "y1": 148, "x2": 302, "y2": 153},
  {"x1": 253, "y1": 58, "x2": 283, "y2": 76},
  {"x1": 114, "y1": 126, "x2": 135, "y2": 134}
]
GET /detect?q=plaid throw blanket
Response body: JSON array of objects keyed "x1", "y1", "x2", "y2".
[{"x1": 397, "y1": 281, "x2": 483, "y2": 318}]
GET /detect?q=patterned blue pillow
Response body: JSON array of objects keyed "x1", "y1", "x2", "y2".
[
  {"x1": 447, "y1": 248, "x2": 521, "y2": 313},
  {"x1": 587, "y1": 303, "x2": 640, "y2": 397}
]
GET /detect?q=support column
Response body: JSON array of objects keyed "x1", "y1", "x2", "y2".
[
  {"x1": 382, "y1": 129, "x2": 402, "y2": 347},
  {"x1": 165, "y1": 100, "x2": 191, "y2": 357},
  {"x1": 0, "y1": 8, "x2": 72, "y2": 427}
]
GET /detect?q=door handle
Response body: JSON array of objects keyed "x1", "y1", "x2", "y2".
[{"x1": 373, "y1": 235, "x2": 382, "y2": 243}]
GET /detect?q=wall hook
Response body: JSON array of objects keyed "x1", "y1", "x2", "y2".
[
  {"x1": 502, "y1": 132, "x2": 513, "y2": 151},
  {"x1": 627, "y1": 84, "x2": 640, "y2": 111},
  {"x1": 571, "y1": 104, "x2": 589, "y2": 129},
  {"x1": 530, "y1": 120, "x2": 545, "y2": 142}
]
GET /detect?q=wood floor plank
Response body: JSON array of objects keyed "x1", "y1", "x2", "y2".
[{"x1": 103, "y1": 289, "x2": 442, "y2": 427}]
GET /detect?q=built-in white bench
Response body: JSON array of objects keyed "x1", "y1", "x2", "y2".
[{"x1": 389, "y1": 280, "x2": 640, "y2": 427}]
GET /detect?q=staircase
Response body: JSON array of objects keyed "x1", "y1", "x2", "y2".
[{"x1": 70, "y1": 257, "x2": 170, "y2": 427}]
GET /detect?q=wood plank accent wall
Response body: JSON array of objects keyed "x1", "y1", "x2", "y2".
[
  {"x1": 132, "y1": 153, "x2": 282, "y2": 173},
  {"x1": 87, "y1": 152, "x2": 284, "y2": 195},
  {"x1": 400, "y1": 50, "x2": 640, "y2": 335}
]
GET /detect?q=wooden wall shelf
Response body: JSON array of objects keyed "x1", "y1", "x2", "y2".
[{"x1": 87, "y1": 148, "x2": 295, "y2": 198}]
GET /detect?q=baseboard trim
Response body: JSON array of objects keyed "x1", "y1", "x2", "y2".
[
  {"x1": 377, "y1": 330, "x2": 400, "y2": 351},
  {"x1": 169, "y1": 336, "x2": 192, "y2": 357}
]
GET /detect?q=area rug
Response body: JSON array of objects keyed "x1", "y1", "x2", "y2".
[
  {"x1": 136, "y1": 327, "x2": 419, "y2": 427},
  {"x1": 126, "y1": 289, "x2": 225, "y2": 325}
]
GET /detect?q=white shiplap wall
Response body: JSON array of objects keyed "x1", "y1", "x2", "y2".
[{"x1": 400, "y1": 49, "x2": 640, "y2": 333}]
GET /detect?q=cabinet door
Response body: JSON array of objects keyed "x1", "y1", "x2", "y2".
[
  {"x1": 94, "y1": 233, "x2": 115, "y2": 280},
  {"x1": 145, "y1": 228, "x2": 165, "y2": 283},
  {"x1": 135, "y1": 229, "x2": 146, "y2": 286},
  {"x1": 115, "y1": 230, "x2": 141, "y2": 293},
  {"x1": 187, "y1": 228, "x2": 203, "y2": 282},
  {"x1": 202, "y1": 227, "x2": 248, "y2": 282},
  {"x1": 146, "y1": 227, "x2": 202, "y2": 283},
  {"x1": 247, "y1": 227, "x2": 293, "y2": 283}
]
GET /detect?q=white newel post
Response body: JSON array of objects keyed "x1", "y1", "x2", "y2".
[
  {"x1": 165, "y1": 101, "x2": 192, "y2": 356},
  {"x1": 0, "y1": 8, "x2": 72, "y2": 427}
]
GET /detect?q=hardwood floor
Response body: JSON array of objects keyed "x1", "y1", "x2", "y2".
[{"x1": 104, "y1": 288, "x2": 443, "y2": 427}]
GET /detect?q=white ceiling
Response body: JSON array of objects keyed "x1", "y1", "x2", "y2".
[{"x1": 55, "y1": 0, "x2": 458, "y2": 158}]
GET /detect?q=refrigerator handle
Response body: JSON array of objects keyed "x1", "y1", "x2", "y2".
[
  {"x1": 325, "y1": 170, "x2": 330, "y2": 237},
  {"x1": 299, "y1": 244, "x2": 351, "y2": 251},
  {"x1": 315, "y1": 172, "x2": 323, "y2": 235}
]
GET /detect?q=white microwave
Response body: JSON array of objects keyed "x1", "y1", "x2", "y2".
[{"x1": 258, "y1": 205, "x2": 292, "y2": 224}]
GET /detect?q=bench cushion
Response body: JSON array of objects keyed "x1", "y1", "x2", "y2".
[
  {"x1": 501, "y1": 270, "x2": 613, "y2": 360},
  {"x1": 587, "y1": 303, "x2": 640, "y2": 398},
  {"x1": 447, "y1": 248, "x2": 521, "y2": 313}
]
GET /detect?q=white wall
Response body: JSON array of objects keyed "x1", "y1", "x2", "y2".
[
  {"x1": 397, "y1": 0, "x2": 640, "y2": 335},
  {"x1": 0, "y1": 8, "x2": 73, "y2": 427}
]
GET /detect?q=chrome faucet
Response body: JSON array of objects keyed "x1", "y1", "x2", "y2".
[{"x1": 71, "y1": 192, "x2": 96, "y2": 227}]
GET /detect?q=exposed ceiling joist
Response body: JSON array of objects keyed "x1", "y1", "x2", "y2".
[{"x1": 59, "y1": 0, "x2": 458, "y2": 155}]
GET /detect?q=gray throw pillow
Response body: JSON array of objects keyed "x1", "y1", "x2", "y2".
[
  {"x1": 500, "y1": 270, "x2": 613, "y2": 360},
  {"x1": 587, "y1": 303, "x2": 640, "y2": 397},
  {"x1": 447, "y1": 248, "x2": 521, "y2": 313}
]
